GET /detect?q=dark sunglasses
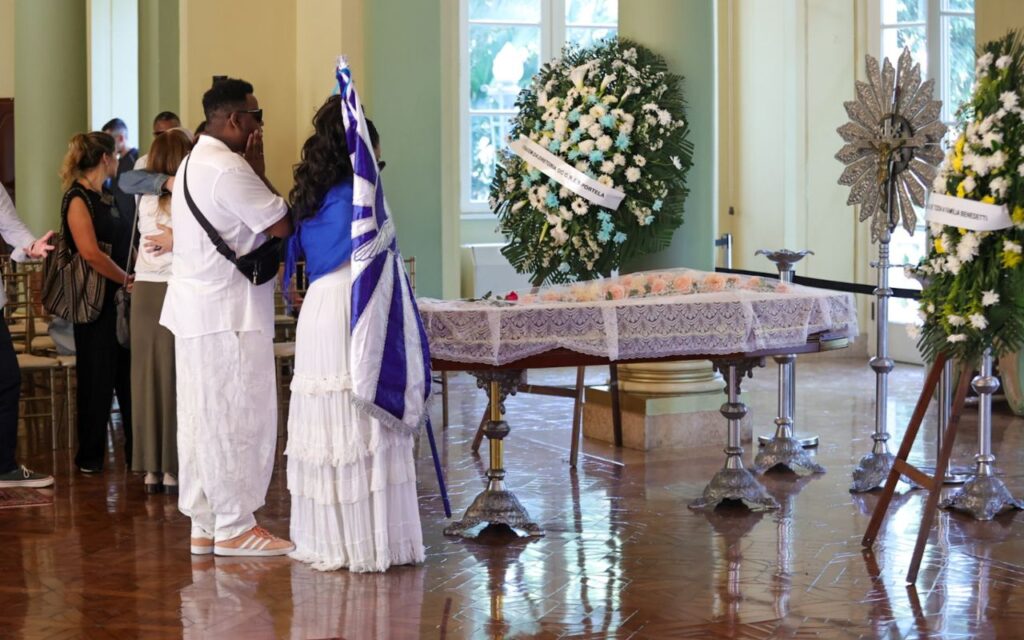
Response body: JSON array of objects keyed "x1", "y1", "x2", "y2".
[{"x1": 234, "y1": 108, "x2": 264, "y2": 124}]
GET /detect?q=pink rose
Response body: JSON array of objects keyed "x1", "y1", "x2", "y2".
[
  {"x1": 620, "y1": 275, "x2": 634, "y2": 289},
  {"x1": 742, "y1": 277, "x2": 762, "y2": 290},
  {"x1": 703, "y1": 274, "x2": 726, "y2": 292},
  {"x1": 650, "y1": 278, "x2": 668, "y2": 294},
  {"x1": 672, "y1": 275, "x2": 694, "y2": 292},
  {"x1": 608, "y1": 284, "x2": 627, "y2": 300}
]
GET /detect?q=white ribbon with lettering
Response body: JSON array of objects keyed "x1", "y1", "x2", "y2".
[
  {"x1": 925, "y1": 192, "x2": 1012, "y2": 231},
  {"x1": 509, "y1": 135, "x2": 626, "y2": 211}
]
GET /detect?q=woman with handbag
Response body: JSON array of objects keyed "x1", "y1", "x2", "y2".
[
  {"x1": 59, "y1": 132, "x2": 134, "y2": 474},
  {"x1": 130, "y1": 128, "x2": 191, "y2": 494}
]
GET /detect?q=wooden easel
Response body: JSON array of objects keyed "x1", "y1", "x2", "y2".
[{"x1": 862, "y1": 351, "x2": 974, "y2": 584}]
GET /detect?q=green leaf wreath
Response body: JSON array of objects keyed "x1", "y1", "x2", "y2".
[
  {"x1": 914, "y1": 31, "x2": 1024, "y2": 362},
  {"x1": 489, "y1": 37, "x2": 693, "y2": 286}
]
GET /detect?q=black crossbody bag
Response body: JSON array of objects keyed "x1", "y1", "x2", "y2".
[{"x1": 182, "y1": 155, "x2": 282, "y2": 285}]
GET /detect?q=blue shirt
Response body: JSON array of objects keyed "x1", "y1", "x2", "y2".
[{"x1": 286, "y1": 180, "x2": 354, "y2": 291}]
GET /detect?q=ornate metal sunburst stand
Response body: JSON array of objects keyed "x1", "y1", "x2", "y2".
[
  {"x1": 835, "y1": 49, "x2": 947, "y2": 493},
  {"x1": 753, "y1": 249, "x2": 825, "y2": 476},
  {"x1": 689, "y1": 357, "x2": 779, "y2": 512},
  {"x1": 445, "y1": 370, "x2": 544, "y2": 538},
  {"x1": 940, "y1": 350, "x2": 1024, "y2": 519}
]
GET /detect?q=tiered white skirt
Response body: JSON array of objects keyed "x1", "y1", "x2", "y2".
[{"x1": 285, "y1": 265, "x2": 424, "y2": 573}]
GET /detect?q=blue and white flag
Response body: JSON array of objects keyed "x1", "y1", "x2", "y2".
[{"x1": 337, "y1": 56, "x2": 431, "y2": 435}]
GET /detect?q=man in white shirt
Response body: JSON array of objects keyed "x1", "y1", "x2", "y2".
[
  {"x1": 160, "y1": 78, "x2": 293, "y2": 557},
  {"x1": 0, "y1": 187, "x2": 56, "y2": 488}
]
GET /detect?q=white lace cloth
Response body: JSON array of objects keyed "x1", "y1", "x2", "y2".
[{"x1": 419, "y1": 268, "x2": 858, "y2": 366}]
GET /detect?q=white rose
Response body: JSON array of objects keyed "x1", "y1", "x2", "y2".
[{"x1": 626, "y1": 167, "x2": 641, "y2": 183}]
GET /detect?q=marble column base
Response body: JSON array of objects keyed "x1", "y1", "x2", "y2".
[{"x1": 583, "y1": 386, "x2": 751, "y2": 451}]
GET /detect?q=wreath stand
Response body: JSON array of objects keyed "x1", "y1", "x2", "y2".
[{"x1": 861, "y1": 352, "x2": 970, "y2": 584}]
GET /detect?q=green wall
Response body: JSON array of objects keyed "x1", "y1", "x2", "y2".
[
  {"x1": 14, "y1": 0, "x2": 88, "y2": 234},
  {"x1": 138, "y1": 0, "x2": 180, "y2": 155},
  {"x1": 619, "y1": 0, "x2": 715, "y2": 271},
  {"x1": 366, "y1": 0, "x2": 444, "y2": 298}
]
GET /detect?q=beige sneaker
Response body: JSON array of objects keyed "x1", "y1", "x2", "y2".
[
  {"x1": 191, "y1": 536, "x2": 214, "y2": 555},
  {"x1": 214, "y1": 526, "x2": 295, "y2": 557}
]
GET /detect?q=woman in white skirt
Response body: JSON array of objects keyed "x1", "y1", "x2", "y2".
[{"x1": 284, "y1": 96, "x2": 424, "y2": 572}]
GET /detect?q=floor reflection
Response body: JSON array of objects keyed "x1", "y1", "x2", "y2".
[{"x1": 6, "y1": 358, "x2": 1024, "y2": 638}]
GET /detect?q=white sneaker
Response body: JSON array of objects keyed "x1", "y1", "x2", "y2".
[{"x1": 214, "y1": 526, "x2": 295, "y2": 557}]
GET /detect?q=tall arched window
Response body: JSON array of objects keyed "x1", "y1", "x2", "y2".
[{"x1": 460, "y1": 0, "x2": 618, "y2": 217}]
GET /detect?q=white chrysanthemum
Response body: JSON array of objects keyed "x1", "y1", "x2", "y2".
[
  {"x1": 579, "y1": 114, "x2": 596, "y2": 129},
  {"x1": 1001, "y1": 91, "x2": 1020, "y2": 111},
  {"x1": 657, "y1": 110, "x2": 672, "y2": 126},
  {"x1": 906, "y1": 324, "x2": 922, "y2": 340},
  {"x1": 957, "y1": 231, "x2": 980, "y2": 263},
  {"x1": 947, "y1": 334, "x2": 967, "y2": 343},
  {"x1": 929, "y1": 222, "x2": 944, "y2": 237},
  {"x1": 589, "y1": 104, "x2": 607, "y2": 118},
  {"x1": 996, "y1": 54, "x2": 1012, "y2": 70},
  {"x1": 554, "y1": 119, "x2": 569, "y2": 137},
  {"x1": 596, "y1": 135, "x2": 613, "y2": 152},
  {"x1": 578, "y1": 139, "x2": 596, "y2": 153},
  {"x1": 558, "y1": 187, "x2": 570, "y2": 199},
  {"x1": 962, "y1": 175, "x2": 977, "y2": 194},
  {"x1": 551, "y1": 223, "x2": 569, "y2": 245},
  {"x1": 613, "y1": 153, "x2": 626, "y2": 166},
  {"x1": 981, "y1": 131, "x2": 1004, "y2": 150},
  {"x1": 575, "y1": 160, "x2": 589, "y2": 172},
  {"x1": 945, "y1": 255, "x2": 962, "y2": 275},
  {"x1": 970, "y1": 313, "x2": 989, "y2": 330},
  {"x1": 633, "y1": 155, "x2": 647, "y2": 167},
  {"x1": 671, "y1": 156, "x2": 682, "y2": 170},
  {"x1": 947, "y1": 314, "x2": 966, "y2": 327},
  {"x1": 619, "y1": 122, "x2": 633, "y2": 135},
  {"x1": 1004, "y1": 239, "x2": 1022, "y2": 254},
  {"x1": 625, "y1": 167, "x2": 641, "y2": 183},
  {"x1": 587, "y1": 123, "x2": 604, "y2": 139},
  {"x1": 601, "y1": 160, "x2": 615, "y2": 174},
  {"x1": 571, "y1": 198, "x2": 588, "y2": 215},
  {"x1": 597, "y1": 175, "x2": 614, "y2": 188},
  {"x1": 927, "y1": 302, "x2": 936, "y2": 313},
  {"x1": 990, "y1": 150, "x2": 1008, "y2": 170},
  {"x1": 990, "y1": 176, "x2": 1010, "y2": 199},
  {"x1": 932, "y1": 174, "x2": 947, "y2": 194},
  {"x1": 983, "y1": 290, "x2": 1000, "y2": 306},
  {"x1": 537, "y1": 185, "x2": 549, "y2": 199},
  {"x1": 559, "y1": 206, "x2": 573, "y2": 220}
]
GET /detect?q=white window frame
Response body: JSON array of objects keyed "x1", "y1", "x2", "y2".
[
  {"x1": 869, "y1": 0, "x2": 975, "y2": 364},
  {"x1": 459, "y1": 0, "x2": 617, "y2": 219}
]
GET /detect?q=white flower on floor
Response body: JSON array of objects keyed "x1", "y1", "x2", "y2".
[
  {"x1": 982, "y1": 290, "x2": 1000, "y2": 306},
  {"x1": 947, "y1": 314, "x2": 966, "y2": 327},
  {"x1": 970, "y1": 313, "x2": 989, "y2": 330},
  {"x1": 947, "y1": 333, "x2": 967, "y2": 343}
]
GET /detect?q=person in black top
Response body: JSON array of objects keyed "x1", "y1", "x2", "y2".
[
  {"x1": 101, "y1": 118, "x2": 139, "y2": 268},
  {"x1": 59, "y1": 131, "x2": 134, "y2": 474}
]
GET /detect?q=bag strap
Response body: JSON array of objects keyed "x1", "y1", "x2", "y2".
[
  {"x1": 182, "y1": 154, "x2": 238, "y2": 265},
  {"x1": 121, "y1": 197, "x2": 141, "y2": 287}
]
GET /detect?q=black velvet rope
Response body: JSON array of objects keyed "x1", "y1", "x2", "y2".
[{"x1": 714, "y1": 267, "x2": 921, "y2": 300}]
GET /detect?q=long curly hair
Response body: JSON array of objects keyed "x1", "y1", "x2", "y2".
[{"x1": 290, "y1": 95, "x2": 354, "y2": 224}]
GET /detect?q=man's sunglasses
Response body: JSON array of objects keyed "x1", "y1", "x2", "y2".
[{"x1": 234, "y1": 108, "x2": 264, "y2": 124}]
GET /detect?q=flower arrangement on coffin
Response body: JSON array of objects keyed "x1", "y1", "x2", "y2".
[
  {"x1": 914, "y1": 32, "x2": 1024, "y2": 362},
  {"x1": 489, "y1": 37, "x2": 693, "y2": 286},
  {"x1": 501, "y1": 270, "x2": 790, "y2": 305}
]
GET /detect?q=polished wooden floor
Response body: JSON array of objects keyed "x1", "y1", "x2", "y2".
[{"x1": 4, "y1": 357, "x2": 1024, "y2": 639}]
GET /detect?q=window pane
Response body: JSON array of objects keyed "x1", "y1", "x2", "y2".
[
  {"x1": 943, "y1": 15, "x2": 975, "y2": 120},
  {"x1": 566, "y1": 0, "x2": 618, "y2": 25},
  {"x1": 469, "y1": 0, "x2": 541, "y2": 23},
  {"x1": 469, "y1": 25, "x2": 540, "y2": 110},
  {"x1": 882, "y1": 26, "x2": 927, "y2": 76},
  {"x1": 889, "y1": 225, "x2": 926, "y2": 324},
  {"x1": 942, "y1": 0, "x2": 974, "y2": 12},
  {"x1": 882, "y1": 0, "x2": 925, "y2": 23},
  {"x1": 470, "y1": 114, "x2": 512, "y2": 203},
  {"x1": 566, "y1": 27, "x2": 617, "y2": 49}
]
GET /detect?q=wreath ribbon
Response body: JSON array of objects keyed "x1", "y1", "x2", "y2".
[
  {"x1": 509, "y1": 135, "x2": 626, "y2": 211},
  {"x1": 925, "y1": 192, "x2": 1012, "y2": 231}
]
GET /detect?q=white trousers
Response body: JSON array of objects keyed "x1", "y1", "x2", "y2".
[{"x1": 175, "y1": 330, "x2": 277, "y2": 540}]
